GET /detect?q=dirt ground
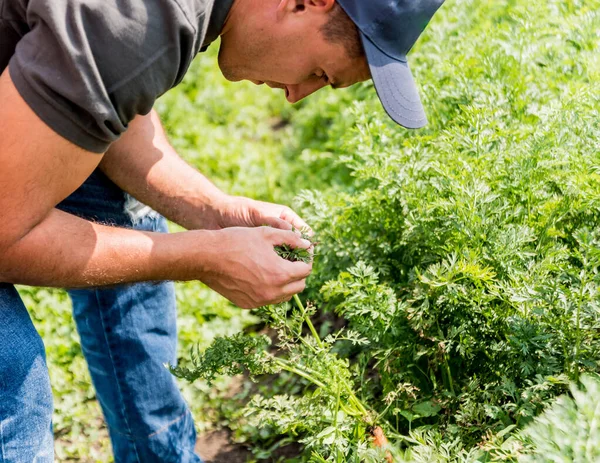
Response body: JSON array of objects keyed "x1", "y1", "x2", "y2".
[
  {"x1": 196, "y1": 429, "x2": 252, "y2": 463},
  {"x1": 196, "y1": 428, "x2": 303, "y2": 463}
]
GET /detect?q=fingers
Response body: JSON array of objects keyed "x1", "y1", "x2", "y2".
[
  {"x1": 282, "y1": 259, "x2": 312, "y2": 280},
  {"x1": 251, "y1": 200, "x2": 312, "y2": 234},
  {"x1": 270, "y1": 279, "x2": 308, "y2": 305},
  {"x1": 279, "y1": 207, "x2": 313, "y2": 236},
  {"x1": 267, "y1": 228, "x2": 312, "y2": 284},
  {"x1": 268, "y1": 229, "x2": 312, "y2": 249},
  {"x1": 282, "y1": 279, "x2": 307, "y2": 296},
  {"x1": 261, "y1": 216, "x2": 293, "y2": 231},
  {"x1": 207, "y1": 226, "x2": 313, "y2": 310}
]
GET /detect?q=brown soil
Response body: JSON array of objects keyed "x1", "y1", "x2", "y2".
[
  {"x1": 196, "y1": 429, "x2": 252, "y2": 463},
  {"x1": 196, "y1": 428, "x2": 304, "y2": 463}
]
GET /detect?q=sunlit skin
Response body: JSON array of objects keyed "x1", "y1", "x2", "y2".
[{"x1": 218, "y1": 0, "x2": 371, "y2": 103}]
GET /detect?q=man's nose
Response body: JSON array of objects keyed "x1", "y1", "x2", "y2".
[{"x1": 285, "y1": 80, "x2": 328, "y2": 104}]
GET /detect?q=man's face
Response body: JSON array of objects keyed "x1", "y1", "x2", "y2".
[{"x1": 218, "y1": 0, "x2": 371, "y2": 103}]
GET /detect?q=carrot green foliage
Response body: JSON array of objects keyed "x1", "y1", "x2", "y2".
[
  {"x1": 173, "y1": 0, "x2": 600, "y2": 460},
  {"x1": 520, "y1": 374, "x2": 600, "y2": 462},
  {"x1": 274, "y1": 228, "x2": 314, "y2": 264},
  {"x1": 170, "y1": 274, "x2": 391, "y2": 461}
]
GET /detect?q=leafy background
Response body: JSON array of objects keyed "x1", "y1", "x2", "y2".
[{"x1": 18, "y1": 0, "x2": 600, "y2": 460}]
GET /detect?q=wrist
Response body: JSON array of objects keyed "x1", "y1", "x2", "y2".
[
  {"x1": 211, "y1": 194, "x2": 244, "y2": 229},
  {"x1": 183, "y1": 191, "x2": 230, "y2": 231},
  {"x1": 154, "y1": 229, "x2": 219, "y2": 281}
]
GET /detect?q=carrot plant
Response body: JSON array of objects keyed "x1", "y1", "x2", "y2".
[
  {"x1": 173, "y1": 0, "x2": 600, "y2": 460},
  {"x1": 171, "y1": 238, "x2": 394, "y2": 462},
  {"x1": 273, "y1": 0, "x2": 600, "y2": 459}
]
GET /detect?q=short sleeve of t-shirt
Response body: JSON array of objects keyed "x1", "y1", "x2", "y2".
[{"x1": 8, "y1": 0, "x2": 203, "y2": 153}]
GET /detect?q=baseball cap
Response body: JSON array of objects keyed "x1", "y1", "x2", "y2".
[{"x1": 337, "y1": 0, "x2": 445, "y2": 129}]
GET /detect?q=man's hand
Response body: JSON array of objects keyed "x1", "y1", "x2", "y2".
[
  {"x1": 215, "y1": 196, "x2": 312, "y2": 234},
  {"x1": 201, "y1": 227, "x2": 312, "y2": 309}
]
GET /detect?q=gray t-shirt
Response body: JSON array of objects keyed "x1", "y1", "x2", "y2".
[{"x1": 0, "y1": 0, "x2": 233, "y2": 153}]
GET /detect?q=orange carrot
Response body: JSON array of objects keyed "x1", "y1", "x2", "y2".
[{"x1": 369, "y1": 426, "x2": 393, "y2": 463}]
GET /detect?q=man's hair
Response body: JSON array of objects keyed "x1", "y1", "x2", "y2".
[{"x1": 321, "y1": 5, "x2": 365, "y2": 59}]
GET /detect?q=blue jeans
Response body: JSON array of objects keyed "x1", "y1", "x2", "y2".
[{"x1": 0, "y1": 170, "x2": 201, "y2": 462}]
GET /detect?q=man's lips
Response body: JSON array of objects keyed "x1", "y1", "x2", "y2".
[
  {"x1": 265, "y1": 82, "x2": 290, "y2": 98},
  {"x1": 251, "y1": 80, "x2": 290, "y2": 98}
]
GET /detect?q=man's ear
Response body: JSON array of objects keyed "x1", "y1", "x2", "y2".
[
  {"x1": 278, "y1": 0, "x2": 336, "y2": 15},
  {"x1": 306, "y1": 0, "x2": 336, "y2": 12}
]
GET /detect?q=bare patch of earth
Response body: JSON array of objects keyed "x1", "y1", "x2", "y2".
[
  {"x1": 196, "y1": 429, "x2": 252, "y2": 463},
  {"x1": 196, "y1": 428, "x2": 303, "y2": 463}
]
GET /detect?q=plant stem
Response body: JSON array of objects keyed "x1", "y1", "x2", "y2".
[
  {"x1": 293, "y1": 294, "x2": 325, "y2": 349},
  {"x1": 296, "y1": 329, "x2": 318, "y2": 353},
  {"x1": 443, "y1": 354, "x2": 456, "y2": 396},
  {"x1": 436, "y1": 322, "x2": 456, "y2": 396},
  {"x1": 375, "y1": 402, "x2": 394, "y2": 422},
  {"x1": 348, "y1": 393, "x2": 371, "y2": 418},
  {"x1": 275, "y1": 359, "x2": 372, "y2": 421},
  {"x1": 274, "y1": 356, "x2": 369, "y2": 417},
  {"x1": 339, "y1": 401, "x2": 362, "y2": 417},
  {"x1": 272, "y1": 357, "x2": 328, "y2": 389},
  {"x1": 288, "y1": 295, "x2": 373, "y2": 422},
  {"x1": 273, "y1": 356, "x2": 327, "y2": 382},
  {"x1": 574, "y1": 275, "x2": 586, "y2": 383},
  {"x1": 334, "y1": 381, "x2": 341, "y2": 428}
]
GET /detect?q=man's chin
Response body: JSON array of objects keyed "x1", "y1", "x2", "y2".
[
  {"x1": 216, "y1": 55, "x2": 244, "y2": 82},
  {"x1": 217, "y1": 66, "x2": 235, "y2": 82}
]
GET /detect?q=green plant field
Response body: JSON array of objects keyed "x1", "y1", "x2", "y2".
[{"x1": 20, "y1": 0, "x2": 600, "y2": 461}]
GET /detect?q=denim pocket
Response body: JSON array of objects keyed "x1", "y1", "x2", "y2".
[{"x1": 58, "y1": 169, "x2": 163, "y2": 229}]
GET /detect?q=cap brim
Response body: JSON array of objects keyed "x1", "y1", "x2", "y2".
[{"x1": 361, "y1": 34, "x2": 427, "y2": 129}]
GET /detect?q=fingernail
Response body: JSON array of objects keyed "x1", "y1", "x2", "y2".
[{"x1": 301, "y1": 239, "x2": 311, "y2": 248}]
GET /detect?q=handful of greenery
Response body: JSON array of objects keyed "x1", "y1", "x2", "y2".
[
  {"x1": 170, "y1": 231, "x2": 394, "y2": 462},
  {"x1": 274, "y1": 227, "x2": 314, "y2": 263}
]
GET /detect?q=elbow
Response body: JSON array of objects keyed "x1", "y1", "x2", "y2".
[
  {"x1": 0, "y1": 241, "x2": 17, "y2": 283},
  {"x1": 0, "y1": 230, "x2": 30, "y2": 283}
]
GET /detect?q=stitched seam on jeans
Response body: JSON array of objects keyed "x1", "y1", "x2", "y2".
[
  {"x1": 0, "y1": 344, "x2": 5, "y2": 461},
  {"x1": 0, "y1": 410, "x2": 5, "y2": 461},
  {"x1": 94, "y1": 290, "x2": 143, "y2": 463}
]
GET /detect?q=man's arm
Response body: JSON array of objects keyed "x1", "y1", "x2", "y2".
[
  {"x1": 0, "y1": 69, "x2": 311, "y2": 308},
  {"x1": 100, "y1": 110, "x2": 227, "y2": 230},
  {"x1": 100, "y1": 110, "x2": 311, "y2": 232}
]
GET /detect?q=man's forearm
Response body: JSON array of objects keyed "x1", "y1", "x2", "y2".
[
  {"x1": 0, "y1": 206, "x2": 313, "y2": 309},
  {"x1": 100, "y1": 110, "x2": 227, "y2": 230},
  {"x1": 1, "y1": 208, "x2": 209, "y2": 287}
]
